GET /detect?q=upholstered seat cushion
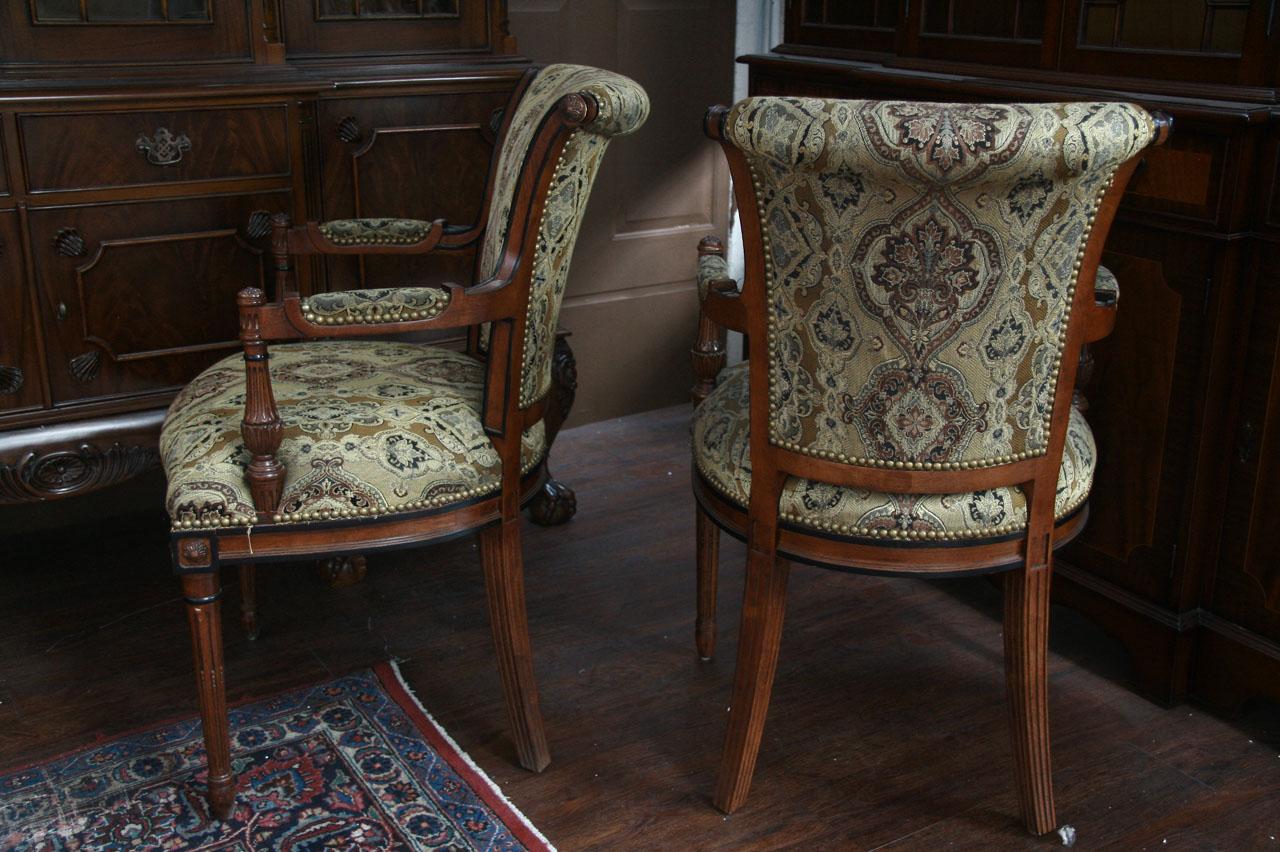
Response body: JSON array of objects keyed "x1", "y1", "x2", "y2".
[
  {"x1": 161, "y1": 341, "x2": 545, "y2": 529},
  {"x1": 693, "y1": 363, "x2": 1096, "y2": 543}
]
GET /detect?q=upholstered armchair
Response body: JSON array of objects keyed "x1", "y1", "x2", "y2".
[
  {"x1": 161, "y1": 64, "x2": 648, "y2": 820},
  {"x1": 690, "y1": 97, "x2": 1168, "y2": 833}
]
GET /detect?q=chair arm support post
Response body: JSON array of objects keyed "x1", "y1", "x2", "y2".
[
  {"x1": 238, "y1": 287, "x2": 285, "y2": 517},
  {"x1": 693, "y1": 236, "x2": 730, "y2": 404}
]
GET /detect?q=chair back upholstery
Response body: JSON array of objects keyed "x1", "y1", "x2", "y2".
[
  {"x1": 478, "y1": 64, "x2": 649, "y2": 408},
  {"x1": 721, "y1": 98, "x2": 1153, "y2": 472}
]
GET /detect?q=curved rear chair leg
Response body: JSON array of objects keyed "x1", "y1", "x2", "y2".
[
  {"x1": 238, "y1": 564, "x2": 259, "y2": 641},
  {"x1": 480, "y1": 518, "x2": 551, "y2": 772},
  {"x1": 714, "y1": 547, "x2": 790, "y2": 814},
  {"x1": 1005, "y1": 532, "x2": 1057, "y2": 834},
  {"x1": 181, "y1": 570, "x2": 236, "y2": 821},
  {"x1": 696, "y1": 504, "x2": 720, "y2": 660}
]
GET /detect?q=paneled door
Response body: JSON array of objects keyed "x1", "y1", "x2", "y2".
[{"x1": 509, "y1": 0, "x2": 735, "y2": 424}]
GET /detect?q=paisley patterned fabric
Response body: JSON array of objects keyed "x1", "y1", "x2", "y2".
[
  {"x1": 724, "y1": 98, "x2": 1152, "y2": 470},
  {"x1": 302, "y1": 287, "x2": 451, "y2": 325},
  {"x1": 1095, "y1": 265, "x2": 1119, "y2": 302},
  {"x1": 694, "y1": 363, "x2": 1095, "y2": 542},
  {"x1": 478, "y1": 64, "x2": 649, "y2": 407},
  {"x1": 161, "y1": 342, "x2": 545, "y2": 529},
  {"x1": 697, "y1": 250, "x2": 731, "y2": 299},
  {"x1": 317, "y1": 218, "x2": 434, "y2": 246}
]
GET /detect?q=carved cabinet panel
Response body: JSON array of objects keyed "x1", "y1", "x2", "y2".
[
  {"x1": 1212, "y1": 238, "x2": 1280, "y2": 639},
  {"x1": 29, "y1": 191, "x2": 290, "y2": 403},
  {"x1": 0, "y1": 211, "x2": 42, "y2": 413},
  {"x1": 19, "y1": 106, "x2": 291, "y2": 193},
  {"x1": 316, "y1": 89, "x2": 509, "y2": 290},
  {"x1": 1061, "y1": 226, "x2": 1216, "y2": 606}
]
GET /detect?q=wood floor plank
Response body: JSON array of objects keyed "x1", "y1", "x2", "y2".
[{"x1": 1, "y1": 403, "x2": 1277, "y2": 849}]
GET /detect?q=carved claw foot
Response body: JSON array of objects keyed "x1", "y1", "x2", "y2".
[
  {"x1": 317, "y1": 555, "x2": 368, "y2": 588},
  {"x1": 527, "y1": 478, "x2": 577, "y2": 526}
]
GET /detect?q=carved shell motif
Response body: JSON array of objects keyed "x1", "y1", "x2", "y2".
[
  {"x1": 245, "y1": 209, "x2": 272, "y2": 240},
  {"x1": 0, "y1": 365, "x2": 23, "y2": 395},
  {"x1": 69, "y1": 350, "x2": 101, "y2": 383},
  {"x1": 54, "y1": 228, "x2": 86, "y2": 258},
  {"x1": 336, "y1": 116, "x2": 361, "y2": 144}
]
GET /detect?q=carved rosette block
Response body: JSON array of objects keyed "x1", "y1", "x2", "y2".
[{"x1": 0, "y1": 442, "x2": 161, "y2": 503}]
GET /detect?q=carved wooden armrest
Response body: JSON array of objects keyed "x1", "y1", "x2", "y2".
[
  {"x1": 285, "y1": 216, "x2": 478, "y2": 256},
  {"x1": 1082, "y1": 264, "x2": 1119, "y2": 343},
  {"x1": 692, "y1": 235, "x2": 744, "y2": 404}
]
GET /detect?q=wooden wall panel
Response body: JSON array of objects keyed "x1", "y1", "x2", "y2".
[{"x1": 509, "y1": 0, "x2": 735, "y2": 425}]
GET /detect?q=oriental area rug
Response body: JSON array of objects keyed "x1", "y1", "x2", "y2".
[{"x1": 0, "y1": 663, "x2": 554, "y2": 851}]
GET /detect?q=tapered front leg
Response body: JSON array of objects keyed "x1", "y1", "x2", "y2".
[
  {"x1": 181, "y1": 570, "x2": 235, "y2": 821},
  {"x1": 479, "y1": 519, "x2": 551, "y2": 772},
  {"x1": 1004, "y1": 563, "x2": 1056, "y2": 835},
  {"x1": 238, "y1": 564, "x2": 259, "y2": 641},
  {"x1": 695, "y1": 504, "x2": 720, "y2": 660},
  {"x1": 714, "y1": 548, "x2": 790, "y2": 813}
]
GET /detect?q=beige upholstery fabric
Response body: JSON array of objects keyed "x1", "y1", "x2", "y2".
[
  {"x1": 723, "y1": 98, "x2": 1152, "y2": 471},
  {"x1": 1095, "y1": 265, "x2": 1118, "y2": 302},
  {"x1": 694, "y1": 363, "x2": 1095, "y2": 542},
  {"x1": 477, "y1": 64, "x2": 649, "y2": 407},
  {"x1": 697, "y1": 251, "x2": 732, "y2": 299},
  {"x1": 301, "y1": 287, "x2": 451, "y2": 326},
  {"x1": 161, "y1": 342, "x2": 545, "y2": 528},
  {"x1": 317, "y1": 218, "x2": 434, "y2": 246}
]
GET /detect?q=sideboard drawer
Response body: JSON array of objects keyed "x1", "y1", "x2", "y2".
[
  {"x1": 30, "y1": 191, "x2": 291, "y2": 404},
  {"x1": 20, "y1": 105, "x2": 291, "y2": 193}
]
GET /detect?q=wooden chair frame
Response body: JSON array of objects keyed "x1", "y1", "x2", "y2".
[
  {"x1": 691, "y1": 103, "x2": 1172, "y2": 833},
  {"x1": 170, "y1": 70, "x2": 602, "y2": 820}
]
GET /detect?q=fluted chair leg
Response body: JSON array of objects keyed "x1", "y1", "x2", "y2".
[
  {"x1": 1004, "y1": 564, "x2": 1056, "y2": 835},
  {"x1": 238, "y1": 564, "x2": 259, "y2": 641},
  {"x1": 182, "y1": 571, "x2": 236, "y2": 821},
  {"x1": 714, "y1": 548, "x2": 790, "y2": 814},
  {"x1": 696, "y1": 504, "x2": 720, "y2": 660},
  {"x1": 480, "y1": 518, "x2": 551, "y2": 772}
]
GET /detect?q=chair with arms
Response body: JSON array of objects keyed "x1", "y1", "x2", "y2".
[
  {"x1": 160, "y1": 64, "x2": 648, "y2": 819},
  {"x1": 690, "y1": 97, "x2": 1167, "y2": 833}
]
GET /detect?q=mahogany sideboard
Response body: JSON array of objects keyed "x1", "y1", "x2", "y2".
[
  {"x1": 747, "y1": 0, "x2": 1280, "y2": 712},
  {"x1": 0, "y1": 1, "x2": 586, "y2": 523}
]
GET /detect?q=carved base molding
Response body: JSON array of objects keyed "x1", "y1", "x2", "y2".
[{"x1": 0, "y1": 442, "x2": 160, "y2": 503}]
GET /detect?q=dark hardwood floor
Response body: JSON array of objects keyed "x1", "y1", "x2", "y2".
[{"x1": 2, "y1": 404, "x2": 1278, "y2": 850}]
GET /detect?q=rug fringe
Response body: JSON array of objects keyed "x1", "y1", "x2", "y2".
[{"x1": 386, "y1": 660, "x2": 558, "y2": 852}]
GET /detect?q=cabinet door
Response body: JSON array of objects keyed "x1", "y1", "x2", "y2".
[
  {"x1": 903, "y1": 0, "x2": 1059, "y2": 67},
  {"x1": 1211, "y1": 239, "x2": 1280, "y2": 642},
  {"x1": 0, "y1": 1, "x2": 252, "y2": 66},
  {"x1": 31, "y1": 191, "x2": 290, "y2": 404},
  {"x1": 1058, "y1": 0, "x2": 1272, "y2": 85},
  {"x1": 317, "y1": 88, "x2": 511, "y2": 291},
  {"x1": 1061, "y1": 223, "x2": 1218, "y2": 608},
  {"x1": 279, "y1": 0, "x2": 500, "y2": 58},
  {"x1": 786, "y1": 0, "x2": 899, "y2": 55},
  {"x1": 0, "y1": 211, "x2": 43, "y2": 413}
]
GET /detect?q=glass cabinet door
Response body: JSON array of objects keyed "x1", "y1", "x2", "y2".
[
  {"x1": 279, "y1": 0, "x2": 499, "y2": 58},
  {"x1": 906, "y1": 0, "x2": 1057, "y2": 66},
  {"x1": 785, "y1": 0, "x2": 899, "y2": 55},
  {"x1": 1, "y1": 1, "x2": 251, "y2": 65},
  {"x1": 1058, "y1": 0, "x2": 1271, "y2": 84}
]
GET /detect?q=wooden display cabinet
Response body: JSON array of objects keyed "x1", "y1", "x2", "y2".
[
  {"x1": 0, "y1": 1, "x2": 547, "y2": 510},
  {"x1": 748, "y1": 0, "x2": 1280, "y2": 713}
]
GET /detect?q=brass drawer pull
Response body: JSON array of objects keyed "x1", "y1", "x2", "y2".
[{"x1": 136, "y1": 127, "x2": 192, "y2": 166}]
